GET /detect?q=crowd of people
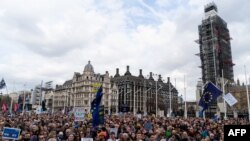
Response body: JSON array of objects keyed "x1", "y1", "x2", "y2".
[{"x1": 0, "y1": 112, "x2": 249, "y2": 141}]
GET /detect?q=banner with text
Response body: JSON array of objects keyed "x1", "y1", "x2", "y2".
[{"x1": 74, "y1": 107, "x2": 85, "y2": 121}]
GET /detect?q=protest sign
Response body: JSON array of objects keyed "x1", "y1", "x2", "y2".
[
  {"x1": 74, "y1": 107, "x2": 85, "y2": 121},
  {"x1": 2, "y1": 127, "x2": 21, "y2": 140}
]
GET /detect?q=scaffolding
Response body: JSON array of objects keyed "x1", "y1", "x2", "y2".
[
  {"x1": 196, "y1": 2, "x2": 234, "y2": 85},
  {"x1": 195, "y1": 3, "x2": 235, "y2": 117}
]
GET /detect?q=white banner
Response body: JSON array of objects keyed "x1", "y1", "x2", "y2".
[{"x1": 223, "y1": 93, "x2": 238, "y2": 107}]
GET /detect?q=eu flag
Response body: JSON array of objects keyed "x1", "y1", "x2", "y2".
[
  {"x1": 0, "y1": 78, "x2": 6, "y2": 89},
  {"x1": 199, "y1": 82, "x2": 222, "y2": 113},
  {"x1": 91, "y1": 86, "x2": 103, "y2": 127}
]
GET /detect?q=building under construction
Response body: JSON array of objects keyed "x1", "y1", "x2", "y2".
[
  {"x1": 197, "y1": 3, "x2": 234, "y2": 85},
  {"x1": 196, "y1": 3, "x2": 234, "y2": 117}
]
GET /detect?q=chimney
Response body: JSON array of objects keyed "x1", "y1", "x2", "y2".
[
  {"x1": 139, "y1": 69, "x2": 144, "y2": 78},
  {"x1": 158, "y1": 75, "x2": 163, "y2": 82},
  {"x1": 124, "y1": 65, "x2": 132, "y2": 76},
  {"x1": 114, "y1": 68, "x2": 120, "y2": 77},
  {"x1": 149, "y1": 72, "x2": 154, "y2": 80},
  {"x1": 167, "y1": 77, "x2": 170, "y2": 82}
]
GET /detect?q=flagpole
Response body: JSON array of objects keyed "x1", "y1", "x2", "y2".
[
  {"x1": 184, "y1": 75, "x2": 187, "y2": 119},
  {"x1": 244, "y1": 66, "x2": 250, "y2": 121},
  {"x1": 22, "y1": 83, "x2": 26, "y2": 114},
  {"x1": 222, "y1": 69, "x2": 227, "y2": 119},
  {"x1": 169, "y1": 79, "x2": 171, "y2": 117},
  {"x1": 202, "y1": 82, "x2": 206, "y2": 120},
  {"x1": 5, "y1": 84, "x2": 9, "y2": 113},
  {"x1": 156, "y1": 80, "x2": 158, "y2": 116},
  {"x1": 10, "y1": 81, "x2": 15, "y2": 115},
  {"x1": 133, "y1": 81, "x2": 136, "y2": 115}
]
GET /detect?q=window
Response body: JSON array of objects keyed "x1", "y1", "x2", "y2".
[{"x1": 84, "y1": 100, "x2": 88, "y2": 105}]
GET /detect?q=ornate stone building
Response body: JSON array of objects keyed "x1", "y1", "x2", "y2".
[
  {"x1": 111, "y1": 66, "x2": 178, "y2": 116},
  {"x1": 226, "y1": 80, "x2": 249, "y2": 118},
  {"x1": 54, "y1": 61, "x2": 118, "y2": 113}
]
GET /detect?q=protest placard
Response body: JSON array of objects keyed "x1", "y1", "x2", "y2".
[
  {"x1": 2, "y1": 127, "x2": 21, "y2": 140},
  {"x1": 74, "y1": 107, "x2": 85, "y2": 121}
]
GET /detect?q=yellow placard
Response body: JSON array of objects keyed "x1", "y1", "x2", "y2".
[{"x1": 91, "y1": 83, "x2": 102, "y2": 93}]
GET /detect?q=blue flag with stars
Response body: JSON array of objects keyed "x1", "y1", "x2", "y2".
[
  {"x1": 199, "y1": 82, "x2": 222, "y2": 115},
  {"x1": 0, "y1": 78, "x2": 6, "y2": 89},
  {"x1": 91, "y1": 85, "x2": 103, "y2": 127}
]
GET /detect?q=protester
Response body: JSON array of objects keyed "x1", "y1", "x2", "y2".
[{"x1": 0, "y1": 112, "x2": 249, "y2": 141}]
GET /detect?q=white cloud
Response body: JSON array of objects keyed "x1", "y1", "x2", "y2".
[{"x1": 0, "y1": 0, "x2": 249, "y2": 101}]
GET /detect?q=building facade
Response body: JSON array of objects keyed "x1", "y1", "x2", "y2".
[
  {"x1": 54, "y1": 61, "x2": 118, "y2": 113},
  {"x1": 226, "y1": 80, "x2": 249, "y2": 118},
  {"x1": 111, "y1": 66, "x2": 178, "y2": 116}
]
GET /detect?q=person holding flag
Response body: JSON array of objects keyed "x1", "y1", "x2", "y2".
[
  {"x1": 199, "y1": 81, "x2": 222, "y2": 118},
  {"x1": 91, "y1": 85, "x2": 103, "y2": 127}
]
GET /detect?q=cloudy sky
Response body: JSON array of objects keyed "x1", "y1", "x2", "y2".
[{"x1": 0, "y1": 0, "x2": 249, "y2": 101}]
